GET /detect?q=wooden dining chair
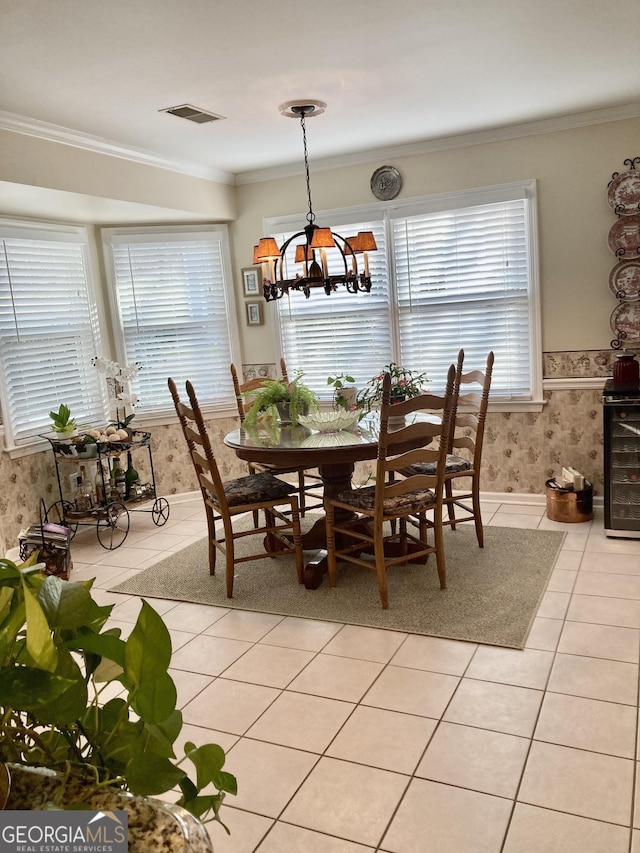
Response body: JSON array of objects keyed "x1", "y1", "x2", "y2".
[
  {"x1": 390, "y1": 349, "x2": 465, "y2": 537},
  {"x1": 401, "y1": 350, "x2": 494, "y2": 547},
  {"x1": 230, "y1": 359, "x2": 322, "y2": 518},
  {"x1": 325, "y1": 365, "x2": 456, "y2": 609},
  {"x1": 168, "y1": 377, "x2": 303, "y2": 598}
]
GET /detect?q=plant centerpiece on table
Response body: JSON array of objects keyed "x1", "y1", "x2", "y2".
[
  {"x1": 0, "y1": 557, "x2": 236, "y2": 841},
  {"x1": 243, "y1": 371, "x2": 319, "y2": 428},
  {"x1": 49, "y1": 403, "x2": 77, "y2": 436},
  {"x1": 356, "y1": 362, "x2": 429, "y2": 416},
  {"x1": 326, "y1": 373, "x2": 357, "y2": 411},
  {"x1": 92, "y1": 357, "x2": 142, "y2": 432}
]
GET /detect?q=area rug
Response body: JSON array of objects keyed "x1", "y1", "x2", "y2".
[{"x1": 110, "y1": 521, "x2": 565, "y2": 649}]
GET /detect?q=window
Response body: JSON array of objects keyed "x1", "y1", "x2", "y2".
[
  {"x1": 102, "y1": 226, "x2": 239, "y2": 416},
  {"x1": 274, "y1": 217, "x2": 394, "y2": 392},
  {"x1": 272, "y1": 181, "x2": 541, "y2": 407},
  {"x1": 0, "y1": 220, "x2": 107, "y2": 448}
]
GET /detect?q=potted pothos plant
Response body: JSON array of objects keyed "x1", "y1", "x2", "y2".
[
  {"x1": 243, "y1": 371, "x2": 319, "y2": 428},
  {"x1": 326, "y1": 373, "x2": 357, "y2": 411},
  {"x1": 0, "y1": 557, "x2": 236, "y2": 850}
]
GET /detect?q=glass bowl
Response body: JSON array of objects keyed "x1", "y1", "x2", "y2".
[{"x1": 298, "y1": 410, "x2": 359, "y2": 433}]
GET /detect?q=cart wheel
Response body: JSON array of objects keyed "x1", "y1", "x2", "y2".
[
  {"x1": 96, "y1": 502, "x2": 130, "y2": 550},
  {"x1": 151, "y1": 497, "x2": 170, "y2": 526},
  {"x1": 46, "y1": 500, "x2": 78, "y2": 540}
]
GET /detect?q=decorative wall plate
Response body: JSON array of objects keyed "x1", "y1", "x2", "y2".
[
  {"x1": 608, "y1": 215, "x2": 640, "y2": 257},
  {"x1": 610, "y1": 301, "x2": 640, "y2": 342},
  {"x1": 608, "y1": 170, "x2": 640, "y2": 216},
  {"x1": 370, "y1": 165, "x2": 402, "y2": 200},
  {"x1": 609, "y1": 260, "x2": 640, "y2": 301}
]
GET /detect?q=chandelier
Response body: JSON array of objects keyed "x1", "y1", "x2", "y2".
[{"x1": 253, "y1": 101, "x2": 377, "y2": 302}]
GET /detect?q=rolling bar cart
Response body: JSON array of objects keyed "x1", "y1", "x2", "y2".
[{"x1": 43, "y1": 429, "x2": 170, "y2": 549}]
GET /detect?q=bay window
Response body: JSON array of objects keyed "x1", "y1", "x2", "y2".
[
  {"x1": 102, "y1": 225, "x2": 239, "y2": 417},
  {"x1": 0, "y1": 220, "x2": 107, "y2": 448}
]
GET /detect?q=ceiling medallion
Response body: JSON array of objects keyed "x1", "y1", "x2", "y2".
[{"x1": 370, "y1": 165, "x2": 402, "y2": 201}]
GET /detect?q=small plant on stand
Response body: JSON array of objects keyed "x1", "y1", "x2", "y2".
[
  {"x1": 49, "y1": 403, "x2": 77, "y2": 436},
  {"x1": 327, "y1": 373, "x2": 357, "y2": 411},
  {"x1": 93, "y1": 357, "x2": 141, "y2": 433}
]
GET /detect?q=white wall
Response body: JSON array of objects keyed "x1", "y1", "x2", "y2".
[{"x1": 0, "y1": 129, "x2": 236, "y2": 222}]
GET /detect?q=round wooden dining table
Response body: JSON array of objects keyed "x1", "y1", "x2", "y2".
[{"x1": 224, "y1": 420, "x2": 381, "y2": 589}]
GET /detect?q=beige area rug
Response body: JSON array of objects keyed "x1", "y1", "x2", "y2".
[{"x1": 110, "y1": 518, "x2": 565, "y2": 649}]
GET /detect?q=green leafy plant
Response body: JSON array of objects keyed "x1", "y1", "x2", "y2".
[
  {"x1": 0, "y1": 558, "x2": 236, "y2": 831},
  {"x1": 49, "y1": 404, "x2": 76, "y2": 434},
  {"x1": 356, "y1": 363, "x2": 429, "y2": 416},
  {"x1": 326, "y1": 374, "x2": 356, "y2": 411},
  {"x1": 243, "y1": 371, "x2": 319, "y2": 428}
]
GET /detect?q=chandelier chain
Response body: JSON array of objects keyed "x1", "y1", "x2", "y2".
[{"x1": 301, "y1": 114, "x2": 315, "y2": 226}]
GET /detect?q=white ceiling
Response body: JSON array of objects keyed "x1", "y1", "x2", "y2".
[{"x1": 2, "y1": 0, "x2": 640, "y2": 184}]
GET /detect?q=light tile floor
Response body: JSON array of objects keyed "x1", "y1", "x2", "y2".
[{"x1": 67, "y1": 497, "x2": 640, "y2": 853}]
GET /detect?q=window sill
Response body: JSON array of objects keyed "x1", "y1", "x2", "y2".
[{"x1": 3, "y1": 437, "x2": 51, "y2": 459}]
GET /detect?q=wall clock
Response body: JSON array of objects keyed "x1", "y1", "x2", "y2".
[{"x1": 370, "y1": 165, "x2": 402, "y2": 200}]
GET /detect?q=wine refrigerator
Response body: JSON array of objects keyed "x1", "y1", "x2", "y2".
[{"x1": 603, "y1": 379, "x2": 640, "y2": 538}]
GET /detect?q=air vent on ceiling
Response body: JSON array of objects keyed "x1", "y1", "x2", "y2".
[{"x1": 159, "y1": 104, "x2": 225, "y2": 124}]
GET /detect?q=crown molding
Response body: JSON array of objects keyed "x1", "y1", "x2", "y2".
[
  {"x1": 2, "y1": 101, "x2": 640, "y2": 189},
  {"x1": 0, "y1": 111, "x2": 235, "y2": 186},
  {"x1": 236, "y1": 102, "x2": 640, "y2": 185}
]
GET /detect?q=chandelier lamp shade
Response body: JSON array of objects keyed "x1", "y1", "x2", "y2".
[{"x1": 254, "y1": 101, "x2": 377, "y2": 302}]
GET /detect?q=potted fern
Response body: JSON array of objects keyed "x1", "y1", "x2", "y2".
[
  {"x1": 243, "y1": 371, "x2": 319, "y2": 427},
  {"x1": 0, "y1": 557, "x2": 236, "y2": 851}
]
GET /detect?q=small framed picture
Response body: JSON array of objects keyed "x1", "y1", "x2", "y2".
[
  {"x1": 242, "y1": 267, "x2": 261, "y2": 297},
  {"x1": 243, "y1": 363, "x2": 275, "y2": 381},
  {"x1": 246, "y1": 301, "x2": 263, "y2": 326}
]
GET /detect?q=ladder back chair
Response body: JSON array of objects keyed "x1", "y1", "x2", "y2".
[
  {"x1": 390, "y1": 349, "x2": 465, "y2": 537},
  {"x1": 325, "y1": 365, "x2": 456, "y2": 609},
  {"x1": 401, "y1": 350, "x2": 494, "y2": 547},
  {"x1": 230, "y1": 359, "x2": 322, "y2": 518},
  {"x1": 168, "y1": 377, "x2": 303, "y2": 598}
]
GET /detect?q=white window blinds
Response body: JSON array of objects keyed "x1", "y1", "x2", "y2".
[
  {"x1": 271, "y1": 183, "x2": 539, "y2": 404},
  {"x1": 276, "y1": 219, "x2": 394, "y2": 397},
  {"x1": 0, "y1": 224, "x2": 107, "y2": 446},
  {"x1": 104, "y1": 228, "x2": 237, "y2": 413},
  {"x1": 392, "y1": 198, "x2": 533, "y2": 398}
]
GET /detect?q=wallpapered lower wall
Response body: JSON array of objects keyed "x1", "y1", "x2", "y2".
[{"x1": 0, "y1": 349, "x2": 614, "y2": 556}]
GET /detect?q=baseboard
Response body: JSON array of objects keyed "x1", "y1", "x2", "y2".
[
  {"x1": 479, "y1": 490, "x2": 604, "y2": 508},
  {"x1": 166, "y1": 488, "x2": 603, "y2": 509}
]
